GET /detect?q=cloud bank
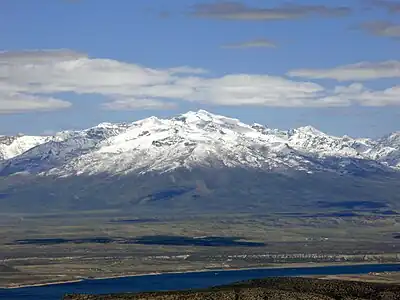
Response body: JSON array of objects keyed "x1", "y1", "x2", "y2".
[
  {"x1": 190, "y1": 2, "x2": 351, "y2": 21},
  {"x1": 0, "y1": 50, "x2": 399, "y2": 114},
  {"x1": 288, "y1": 61, "x2": 400, "y2": 81}
]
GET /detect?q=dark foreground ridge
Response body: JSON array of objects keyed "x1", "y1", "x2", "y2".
[{"x1": 64, "y1": 277, "x2": 400, "y2": 300}]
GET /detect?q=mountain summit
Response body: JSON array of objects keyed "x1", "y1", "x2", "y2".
[{"x1": 0, "y1": 110, "x2": 399, "y2": 177}]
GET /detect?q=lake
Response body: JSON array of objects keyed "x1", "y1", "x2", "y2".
[
  {"x1": 1, "y1": 263, "x2": 399, "y2": 300},
  {"x1": 11, "y1": 235, "x2": 266, "y2": 247}
]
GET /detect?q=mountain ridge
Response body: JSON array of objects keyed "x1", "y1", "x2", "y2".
[
  {"x1": 0, "y1": 110, "x2": 399, "y2": 177},
  {"x1": 0, "y1": 111, "x2": 399, "y2": 214}
]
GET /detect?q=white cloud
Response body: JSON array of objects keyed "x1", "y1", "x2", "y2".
[
  {"x1": 323, "y1": 83, "x2": 400, "y2": 106},
  {"x1": 175, "y1": 75, "x2": 328, "y2": 107},
  {"x1": 0, "y1": 50, "x2": 188, "y2": 113},
  {"x1": 0, "y1": 49, "x2": 86, "y2": 63},
  {"x1": 287, "y1": 60, "x2": 400, "y2": 81},
  {"x1": 0, "y1": 92, "x2": 71, "y2": 114},
  {"x1": 1, "y1": 49, "x2": 400, "y2": 113}
]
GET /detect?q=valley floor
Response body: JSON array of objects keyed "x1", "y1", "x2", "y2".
[{"x1": 1, "y1": 211, "x2": 399, "y2": 288}]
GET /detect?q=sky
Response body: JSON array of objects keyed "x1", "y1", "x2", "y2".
[{"x1": 0, "y1": 0, "x2": 399, "y2": 138}]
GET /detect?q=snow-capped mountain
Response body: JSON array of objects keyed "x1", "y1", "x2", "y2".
[
  {"x1": 0, "y1": 134, "x2": 52, "y2": 161},
  {"x1": 0, "y1": 110, "x2": 399, "y2": 177}
]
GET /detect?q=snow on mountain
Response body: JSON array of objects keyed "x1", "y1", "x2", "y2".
[
  {"x1": 373, "y1": 132, "x2": 400, "y2": 169},
  {"x1": 0, "y1": 122, "x2": 130, "y2": 175},
  {"x1": 0, "y1": 134, "x2": 51, "y2": 161},
  {"x1": 0, "y1": 110, "x2": 398, "y2": 177}
]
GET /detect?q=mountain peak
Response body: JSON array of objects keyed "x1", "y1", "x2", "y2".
[
  {"x1": 196, "y1": 109, "x2": 213, "y2": 115},
  {"x1": 180, "y1": 109, "x2": 219, "y2": 120},
  {"x1": 176, "y1": 110, "x2": 243, "y2": 128},
  {"x1": 94, "y1": 122, "x2": 120, "y2": 128},
  {"x1": 295, "y1": 125, "x2": 325, "y2": 136}
]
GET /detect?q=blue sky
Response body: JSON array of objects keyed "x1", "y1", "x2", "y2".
[{"x1": 0, "y1": 0, "x2": 399, "y2": 137}]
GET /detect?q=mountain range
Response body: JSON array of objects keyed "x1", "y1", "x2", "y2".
[{"x1": 0, "y1": 110, "x2": 399, "y2": 214}]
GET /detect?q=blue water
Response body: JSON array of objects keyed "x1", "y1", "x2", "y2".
[
  {"x1": 1, "y1": 264, "x2": 399, "y2": 300},
  {"x1": 11, "y1": 236, "x2": 266, "y2": 247}
]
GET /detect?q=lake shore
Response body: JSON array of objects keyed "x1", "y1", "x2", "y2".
[
  {"x1": 63, "y1": 276, "x2": 400, "y2": 300},
  {"x1": 3, "y1": 261, "x2": 399, "y2": 290}
]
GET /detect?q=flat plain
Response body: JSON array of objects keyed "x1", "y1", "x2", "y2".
[{"x1": 1, "y1": 210, "x2": 399, "y2": 288}]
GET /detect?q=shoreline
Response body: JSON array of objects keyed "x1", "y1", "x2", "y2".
[
  {"x1": 2, "y1": 261, "x2": 399, "y2": 290},
  {"x1": 3, "y1": 279, "x2": 85, "y2": 290}
]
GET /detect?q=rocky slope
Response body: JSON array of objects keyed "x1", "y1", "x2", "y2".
[{"x1": 64, "y1": 277, "x2": 400, "y2": 299}]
